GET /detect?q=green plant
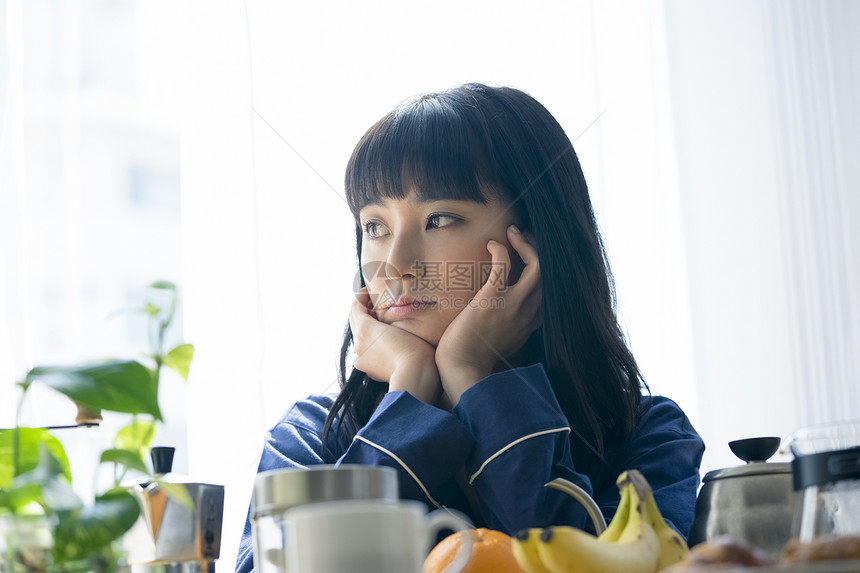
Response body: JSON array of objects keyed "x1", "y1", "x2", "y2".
[{"x1": 0, "y1": 281, "x2": 194, "y2": 573}]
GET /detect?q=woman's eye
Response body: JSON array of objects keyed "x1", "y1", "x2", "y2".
[
  {"x1": 426, "y1": 213, "x2": 460, "y2": 229},
  {"x1": 363, "y1": 221, "x2": 388, "y2": 238}
]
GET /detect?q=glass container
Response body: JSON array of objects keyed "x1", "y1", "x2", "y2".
[{"x1": 789, "y1": 420, "x2": 860, "y2": 542}]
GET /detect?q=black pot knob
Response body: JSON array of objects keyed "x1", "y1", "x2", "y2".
[
  {"x1": 729, "y1": 437, "x2": 781, "y2": 463},
  {"x1": 151, "y1": 446, "x2": 176, "y2": 474}
]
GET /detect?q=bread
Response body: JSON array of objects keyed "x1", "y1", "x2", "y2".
[
  {"x1": 662, "y1": 536, "x2": 774, "y2": 571},
  {"x1": 663, "y1": 534, "x2": 860, "y2": 571},
  {"x1": 782, "y1": 534, "x2": 860, "y2": 564}
]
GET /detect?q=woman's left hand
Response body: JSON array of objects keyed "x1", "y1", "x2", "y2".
[{"x1": 435, "y1": 225, "x2": 542, "y2": 405}]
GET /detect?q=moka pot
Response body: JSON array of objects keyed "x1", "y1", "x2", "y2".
[{"x1": 125, "y1": 447, "x2": 225, "y2": 573}]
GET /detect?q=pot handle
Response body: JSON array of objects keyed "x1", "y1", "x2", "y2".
[{"x1": 545, "y1": 478, "x2": 607, "y2": 535}]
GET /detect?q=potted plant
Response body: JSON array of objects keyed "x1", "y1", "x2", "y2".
[{"x1": 0, "y1": 281, "x2": 194, "y2": 573}]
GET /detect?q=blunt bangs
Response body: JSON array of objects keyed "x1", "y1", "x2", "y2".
[{"x1": 345, "y1": 92, "x2": 503, "y2": 216}]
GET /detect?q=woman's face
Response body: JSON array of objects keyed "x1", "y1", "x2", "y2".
[{"x1": 358, "y1": 188, "x2": 520, "y2": 346}]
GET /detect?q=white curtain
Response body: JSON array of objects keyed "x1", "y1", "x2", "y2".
[
  {"x1": 1, "y1": 0, "x2": 28, "y2": 421},
  {"x1": 178, "y1": 1, "x2": 265, "y2": 568},
  {"x1": 661, "y1": 0, "x2": 860, "y2": 472},
  {"x1": 2, "y1": 0, "x2": 187, "y2": 502},
  {"x1": 766, "y1": 1, "x2": 860, "y2": 426}
]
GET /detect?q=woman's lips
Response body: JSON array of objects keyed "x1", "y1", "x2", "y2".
[{"x1": 383, "y1": 297, "x2": 436, "y2": 318}]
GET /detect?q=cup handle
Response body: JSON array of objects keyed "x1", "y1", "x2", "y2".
[
  {"x1": 424, "y1": 508, "x2": 473, "y2": 573},
  {"x1": 264, "y1": 548, "x2": 288, "y2": 572}
]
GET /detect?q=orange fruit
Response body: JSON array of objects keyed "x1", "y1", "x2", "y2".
[{"x1": 423, "y1": 528, "x2": 526, "y2": 573}]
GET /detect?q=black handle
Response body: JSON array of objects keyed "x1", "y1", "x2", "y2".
[
  {"x1": 793, "y1": 446, "x2": 860, "y2": 490},
  {"x1": 151, "y1": 446, "x2": 176, "y2": 474}
]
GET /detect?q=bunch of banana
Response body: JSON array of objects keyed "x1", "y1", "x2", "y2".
[{"x1": 511, "y1": 470, "x2": 689, "y2": 573}]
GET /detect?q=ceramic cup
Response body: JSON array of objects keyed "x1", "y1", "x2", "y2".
[{"x1": 282, "y1": 499, "x2": 471, "y2": 573}]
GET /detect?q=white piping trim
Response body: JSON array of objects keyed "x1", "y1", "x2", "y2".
[
  {"x1": 353, "y1": 435, "x2": 443, "y2": 509},
  {"x1": 469, "y1": 427, "x2": 570, "y2": 485}
]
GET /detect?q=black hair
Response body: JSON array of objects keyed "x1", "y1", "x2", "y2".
[{"x1": 322, "y1": 83, "x2": 647, "y2": 471}]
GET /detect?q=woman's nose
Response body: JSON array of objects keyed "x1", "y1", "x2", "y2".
[{"x1": 385, "y1": 237, "x2": 423, "y2": 279}]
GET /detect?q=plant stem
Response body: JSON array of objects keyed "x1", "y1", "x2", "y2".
[{"x1": 13, "y1": 383, "x2": 29, "y2": 477}]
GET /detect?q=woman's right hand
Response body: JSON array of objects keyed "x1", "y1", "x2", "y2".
[{"x1": 349, "y1": 288, "x2": 441, "y2": 404}]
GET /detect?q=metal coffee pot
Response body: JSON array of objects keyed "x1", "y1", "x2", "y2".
[
  {"x1": 688, "y1": 437, "x2": 800, "y2": 557},
  {"x1": 125, "y1": 447, "x2": 225, "y2": 573}
]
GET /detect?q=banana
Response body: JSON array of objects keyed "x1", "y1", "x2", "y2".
[
  {"x1": 596, "y1": 477, "x2": 631, "y2": 542},
  {"x1": 535, "y1": 473, "x2": 660, "y2": 573},
  {"x1": 624, "y1": 471, "x2": 690, "y2": 570},
  {"x1": 511, "y1": 529, "x2": 554, "y2": 573},
  {"x1": 513, "y1": 470, "x2": 689, "y2": 573}
]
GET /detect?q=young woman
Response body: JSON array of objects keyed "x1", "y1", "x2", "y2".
[{"x1": 236, "y1": 83, "x2": 704, "y2": 573}]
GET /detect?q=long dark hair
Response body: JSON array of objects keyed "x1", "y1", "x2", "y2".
[{"x1": 322, "y1": 83, "x2": 646, "y2": 470}]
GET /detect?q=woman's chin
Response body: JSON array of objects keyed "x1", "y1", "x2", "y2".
[{"x1": 387, "y1": 320, "x2": 443, "y2": 348}]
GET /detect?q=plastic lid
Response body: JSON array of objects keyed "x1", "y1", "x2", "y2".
[{"x1": 787, "y1": 420, "x2": 860, "y2": 456}]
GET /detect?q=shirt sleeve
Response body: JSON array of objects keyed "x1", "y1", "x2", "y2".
[
  {"x1": 451, "y1": 363, "x2": 704, "y2": 539},
  {"x1": 235, "y1": 392, "x2": 476, "y2": 573},
  {"x1": 345, "y1": 390, "x2": 475, "y2": 507},
  {"x1": 235, "y1": 396, "x2": 336, "y2": 573},
  {"x1": 452, "y1": 363, "x2": 596, "y2": 533},
  {"x1": 594, "y1": 396, "x2": 705, "y2": 538}
]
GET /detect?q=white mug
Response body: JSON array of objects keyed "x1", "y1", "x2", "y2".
[{"x1": 281, "y1": 499, "x2": 471, "y2": 573}]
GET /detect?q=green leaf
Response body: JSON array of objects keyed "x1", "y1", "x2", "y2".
[
  {"x1": 155, "y1": 480, "x2": 193, "y2": 510},
  {"x1": 2, "y1": 448, "x2": 81, "y2": 514},
  {"x1": 26, "y1": 360, "x2": 162, "y2": 421},
  {"x1": 0, "y1": 482, "x2": 44, "y2": 512},
  {"x1": 114, "y1": 421, "x2": 157, "y2": 454},
  {"x1": 163, "y1": 344, "x2": 194, "y2": 381},
  {"x1": 53, "y1": 489, "x2": 140, "y2": 564},
  {"x1": 100, "y1": 449, "x2": 149, "y2": 475},
  {"x1": 148, "y1": 281, "x2": 176, "y2": 291},
  {"x1": 58, "y1": 541, "x2": 126, "y2": 573},
  {"x1": 14, "y1": 446, "x2": 67, "y2": 485},
  {"x1": 145, "y1": 302, "x2": 161, "y2": 316},
  {"x1": 0, "y1": 429, "x2": 71, "y2": 488},
  {"x1": 38, "y1": 476, "x2": 82, "y2": 512}
]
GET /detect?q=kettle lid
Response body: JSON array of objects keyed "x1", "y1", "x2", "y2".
[
  {"x1": 703, "y1": 436, "x2": 793, "y2": 483},
  {"x1": 703, "y1": 461, "x2": 792, "y2": 482}
]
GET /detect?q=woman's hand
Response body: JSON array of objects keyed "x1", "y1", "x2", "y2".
[
  {"x1": 349, "y1": 288, "x2": 442, "y2": 404},
  {"x1": 435, "y1": 225, "x2": 542, "y2": 406}
]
